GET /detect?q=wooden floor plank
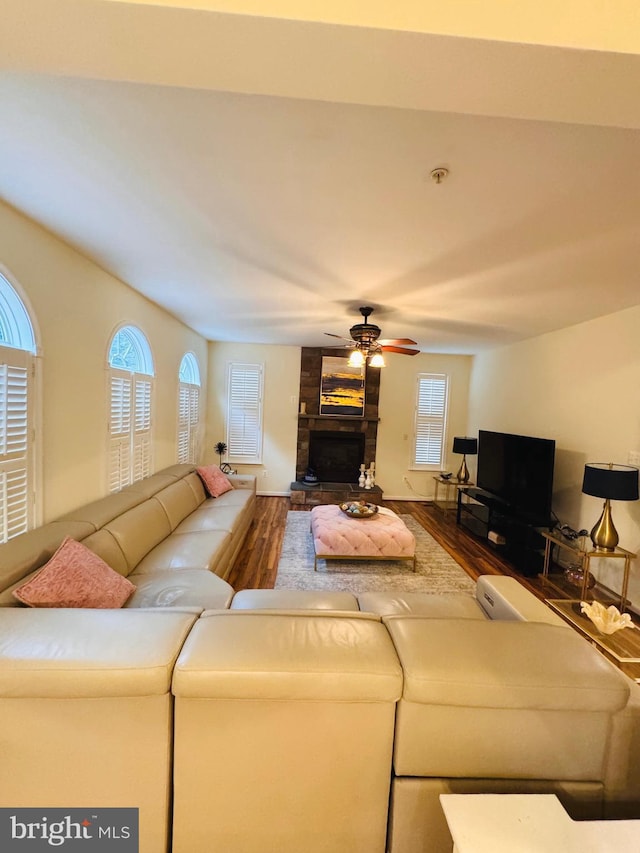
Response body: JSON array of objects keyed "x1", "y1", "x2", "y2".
[{"x1": 226, "y1": 496, "x2": 548, "y2": 599}]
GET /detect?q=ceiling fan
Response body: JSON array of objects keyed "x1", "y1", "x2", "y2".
[{"x1": 325, "y1": 306, "x2": 419, "y2": 366}]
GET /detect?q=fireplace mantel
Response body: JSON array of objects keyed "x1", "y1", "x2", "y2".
[{"x1": 299, "y1": 415, "x2": 380, "y2": 424}]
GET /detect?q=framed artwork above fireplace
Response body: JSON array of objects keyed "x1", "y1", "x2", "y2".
[{"x1": 319, "y1": 356, "x2": 365, "y2": 417}]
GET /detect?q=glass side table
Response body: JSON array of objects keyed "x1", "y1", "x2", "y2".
[
  {"x1": 541, "y1": 530, "x2": 636, "y2": 611},
  {"x1": 433, "y1": 476, "x2": 473, "y2": 517}
]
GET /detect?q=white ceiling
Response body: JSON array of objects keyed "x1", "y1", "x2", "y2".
[{"x1": 1, "y1": 1, "x2": 640, "y2": 354}]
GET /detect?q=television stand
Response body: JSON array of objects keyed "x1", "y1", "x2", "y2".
[{"x1": 456, "y1": 487, "x2": 549, "y2": 576}]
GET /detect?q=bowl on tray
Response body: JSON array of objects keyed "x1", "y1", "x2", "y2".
[{"x1": 339, "y1": 501, "x2": 379, "y2": 519}]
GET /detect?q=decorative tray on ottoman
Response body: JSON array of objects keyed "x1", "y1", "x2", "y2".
[{"x1": 339, "y1": 501, "x2": 379, "y2": 519}]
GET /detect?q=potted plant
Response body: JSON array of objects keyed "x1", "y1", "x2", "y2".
[{"x1": 214, "y1": 442, "x2": 227, "y2": 466}]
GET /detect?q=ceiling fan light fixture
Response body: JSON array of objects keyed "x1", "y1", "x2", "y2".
[
  {"x1": 347, "y1": 348, "x2": 365, "y2": 368},
  {"x1": 325, "y1": 306, "x2": 418, "y2": 359}
]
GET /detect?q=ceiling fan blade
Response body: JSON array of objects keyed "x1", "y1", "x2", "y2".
[
  {"x1": 380, "y1": 345, "x2": 420, "y2": 356},
  {"x1": 324, "y1": 332, "x2": 354, "y2": 342},
  {"x1": 378, "y1": 337, "x2": 417, "y2": 346}
]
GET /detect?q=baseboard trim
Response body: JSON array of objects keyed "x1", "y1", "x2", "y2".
[{"x1": 258, "y1": 491, "x2": 432, "y2": 501}]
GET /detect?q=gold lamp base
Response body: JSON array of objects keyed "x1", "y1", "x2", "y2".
[
  {"x1": 456, "y1": 455, "x2": 470, "y2": 484},
  {"x1": 590, "y1": 498, "x2": 619, "y2": 551}
]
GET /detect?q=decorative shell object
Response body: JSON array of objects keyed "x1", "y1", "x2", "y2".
[
  {"x1": 580, "y1": 600, "x2": 634, "y2": 634},
  {"x1": 339, "y1": 501, "x2": 378, "y2": 519}
]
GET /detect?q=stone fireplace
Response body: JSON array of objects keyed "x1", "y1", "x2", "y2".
[
  {"x1": 308, "y1": 430, "x2": 366, "y2": 483},
  {"x1": 291, "y1": 348, "x2": 382, "y2": 505}
]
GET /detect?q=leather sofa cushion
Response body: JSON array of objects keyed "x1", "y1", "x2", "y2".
[
  {"x1": 104, "y1": 500, "x2": 172, "y2": 571},
  {"x1": 174, "y1": 503, "x2": 248, "y2": 534},
  {"x1": 131, "y1": 531, "x2": 232, "y2": 573},
  {"x1": 384, "y1": 618, "x2": 629, "y2": 712},
  {"x1": 358, "y1": 592, "x2": 486, "y2": 618},
  {"x1": 152, "y1": 479, "x2": 203, "y2": 530},
  {"x1": 182, "y1": 471, "x2": 208, "y2": 503},
  {"x1": 126, "y1": 570, "x2": 234, "y2": 609},
  {"x1": 81, "y1": 529, "x2": 130, "y2": 576},
  {"x1": 207, "y1": 488, "x2": 255, "y2": 509},
  {"x1": 0, "y1": 609, "x2": 197, "y2": 697},
  {"x1": 57, "y1": 490, "x2": 147, "y2": 529},
  {"x1": 172, "y1": 612, "x2": 403, "y2": 701},
  {"x1": 125, "y1": 472, "x2": 184, "y2": 499},
  {"x1": 230, "y1": 589, "x2": 360, "y2": 611}
]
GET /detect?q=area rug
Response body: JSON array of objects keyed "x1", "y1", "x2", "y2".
[{"x1": 275, "y1": 512, "x2": 476, "y2": 594}]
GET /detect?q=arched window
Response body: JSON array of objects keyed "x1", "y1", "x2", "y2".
[
  {"x1": 107, "y1": 325, "x2": 154, "y2": 492},
  {"x1": 0, "y1": 271, "x2": 38, "y2": 542},
  {"x1": 177, "y1": 353, "x2": 201, "y2": 464}
]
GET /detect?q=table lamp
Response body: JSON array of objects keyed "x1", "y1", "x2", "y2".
[
  {"x1": 452, "y1": 436, "x2": 478, "y2": 484},
  {"x1": 581, "y1": 463, "x2": 639, "y2": 551}
]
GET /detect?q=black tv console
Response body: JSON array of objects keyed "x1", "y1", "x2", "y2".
[{"x1": 456, "y1": 487, "x2": 550, "y2": 576}]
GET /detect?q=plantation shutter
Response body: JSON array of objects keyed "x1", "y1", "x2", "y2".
[
  {"x1": 108, "y1": 371, "x2": 153, "y2": 491},
  {"x1": 227, "y1": 362, "x2": 263, "y2": 464},
  {"x1": 0, "y1": 348, "x2": 33, "y2": 542},
  {"x1": 414, "y1": 373, "x2": 449, "y2": 468},
  {"x1": 188, "y1": 386, "x2": 199, "y2": 462},
  {"x1": 177, "y1": 385, "x2": 190, "y2": 463},
  {"x1": 133, "y1": 377, "x2": 152, "y2": 481},
  {"x1": 178, "y1": 383, "x2": 200, "y2": 464},
  {"x1": 109, "y1": 371, "x2": 133, "y2": 492}
]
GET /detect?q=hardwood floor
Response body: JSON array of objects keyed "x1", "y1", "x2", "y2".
[{"x1": 227, "y1": 496, "x2": 547, "y2": 599}]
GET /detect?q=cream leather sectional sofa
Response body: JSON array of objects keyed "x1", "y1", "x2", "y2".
[
  {"x1": 2, "y1": 576, "x2": 640, "y2": 852},
  {"x1": 1, "y1": 476, "x2": 640, "y2": 853},
  {"x1": 0, "y1": 463, "x2": 255, "y2": 609}
]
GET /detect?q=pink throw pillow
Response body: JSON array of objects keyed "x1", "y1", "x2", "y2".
[
  {"x1": 13, "y1": 537, "x2": 135, "y2": 608},
  {"x1": 197, "y1": 464, "x2": 234, "y2": 498}
]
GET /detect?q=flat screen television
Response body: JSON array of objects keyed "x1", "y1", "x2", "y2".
[{"x1": 477, "y1": 430, "x2": 555, "y2": 525}]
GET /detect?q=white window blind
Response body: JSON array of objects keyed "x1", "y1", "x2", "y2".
[
  {"x1": 108, "y1": 369, "x2": 153, "y2": 492},
  {"x1": 133, "y1": 377, "x2": 152, "y2": 481},
  {"x1": 0, "y1": 348, "x2": 33, "y2": 542},
  {"x1": 177, "y1": 353, "x2": 201, "y2": 465},
  {"x1": 413, "y1": 373, "x2": 449, "y2": 468},
  {"x1": 107, "y1": 326, "x2": 154, "y2": 493},
  {"x1": 178, "y1": 383, "x2": 200, "y2": 464},
  {"x1": 226, "y1": 362, "x2": 263, "y2": 464}
]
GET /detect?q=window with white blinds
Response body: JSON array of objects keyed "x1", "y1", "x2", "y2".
[
  {"x1": 226, "y1": 362, "x2": 263, "y2": 465},
  {"x1": 0, "y1": 349, "x2": 33, "y2": 542},
  {"x1": 177, "y1": 353, "x2": 201, "y2": 464},
  {"x1": 107, "y1": 326, "x2": 154, "y2": 492},
  {"x1": 413, "y1": 373, "x2": 449, "y2": 469},
  {"x1": 0, "y1": 272, "x2": 37, "y2": 544}
]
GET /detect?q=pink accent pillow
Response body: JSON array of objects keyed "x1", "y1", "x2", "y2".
[
  {"x1": 13, "y1": 537, "x2": 135, "y2": 608},
  {"x1": 197, "y1": 464, "x2": 234, "y2": 498}
]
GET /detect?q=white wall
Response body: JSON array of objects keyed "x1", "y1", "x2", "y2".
[
  {"x1": 205, "y1": 342, "x2": 301, "y2": 495},
  {"x1": 0, "y1": 200, "x2": 208, "y2": 520},
  {"x1": 469, "y1": 305, "x2": 640, "y2": 607},
  {"x1": 370, "y1": 352, "x2": 472, "y2": 499}
]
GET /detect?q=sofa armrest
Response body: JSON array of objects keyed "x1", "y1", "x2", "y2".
[
  {"x1": 227, "y1": 474, "x2": 256, "y2": 492},
  {"x1": 476, "y1": 575, "x2": 567, "y2": 626}
]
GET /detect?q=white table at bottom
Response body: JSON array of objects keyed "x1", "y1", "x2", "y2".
[{"x1": 439, "y1": 793, "x2": 640, "y2": 852}]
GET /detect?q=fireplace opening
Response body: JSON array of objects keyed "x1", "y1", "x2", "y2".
[{"x1": 308, "y1": 431, "x2": 365, "y2": 484}]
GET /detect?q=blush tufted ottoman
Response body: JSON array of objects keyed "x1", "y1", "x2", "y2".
[{"x1": 310, "y1": 505, "x2": 416, "y2": 571}]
